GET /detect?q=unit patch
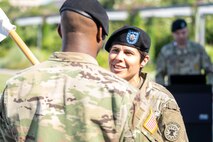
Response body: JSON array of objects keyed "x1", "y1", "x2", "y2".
[
  {"x1": 126, "y1": 30, "x2": 140, "y2": 45},
  {"x1": 164, "y1": 122, "x2": 180, "y2": 141}
]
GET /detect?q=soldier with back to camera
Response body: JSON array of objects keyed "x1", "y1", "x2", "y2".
[{"x1": 0, "y1": 0, "x2": 153, "y2": 141}]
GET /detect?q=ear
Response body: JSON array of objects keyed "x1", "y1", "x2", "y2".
[
  {"x1": 97, "y1": 27, "x2": 103, "y2": 42},
  {"x1": 57, "y1": 24, "x2": 62, "y2": 38},
  {"x1": 140, "y1": 54, "x2": 149, "y2": 68}
]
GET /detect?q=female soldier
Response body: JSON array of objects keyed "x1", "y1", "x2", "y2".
[{"x1": 105, "y1": 25, "x2": 188, "y2": 142}]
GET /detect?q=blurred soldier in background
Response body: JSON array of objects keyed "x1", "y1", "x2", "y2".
[
  {"x1": 0, "y1": 0, "x2": 152, "y2": 141},
  {"x1": 155, "y1": 18, "x2": 213, "y2": 86},
  {"x1": 105, "y1": 25, "x2": 188, "y2": 142}
]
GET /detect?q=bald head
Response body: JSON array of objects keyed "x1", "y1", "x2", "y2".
[{"x1": 59, "y1": 11, "x2": 104, "y2": 57}]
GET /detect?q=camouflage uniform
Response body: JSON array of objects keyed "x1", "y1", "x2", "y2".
[
  {"x1": 156, "y1": 41, "x2": 213, "y2": 85},
  {"x1": 137, "y1": 73, "x2": 189, "y2": 142},
  {"x1": 0, "y1": 52, "x2": 151, "y2": 142}
]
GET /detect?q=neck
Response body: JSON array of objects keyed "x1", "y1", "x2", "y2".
[
  {"x1": 178, "y1": 43, "x2": 186, "y2": 48},
  {"x1": 128, "y1": 75, "x2": 142, "y2": 88},
  {"x1": 62, "y1": 34, "x2": 99, "y2": 58},
  {"x1": 176, "y1": 41, "x2": 187, "y2": 48}
]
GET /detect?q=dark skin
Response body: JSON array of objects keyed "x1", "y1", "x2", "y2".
[{"x1": 58, "y1": 11, "x2": 104, "y2": 58}]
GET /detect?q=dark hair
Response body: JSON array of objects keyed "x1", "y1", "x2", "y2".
[
  {"x1": 139, "y1": 50, "x2": 148, "y2": 63},
  {"x1": 139, "y1": 50, "x2": 148, "y2": 74}
]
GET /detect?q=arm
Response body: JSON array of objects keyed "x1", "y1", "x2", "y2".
[
  {"x1": 200, "y1": 45, "x2": 213, "y2": 84},
  {"x1": 121, "y1": 89, "x2": 164, "y2": 142},
  {"x1": 159, "y1": 99, "x2": 189, "y2": 142},
  {"x1": 156, "y1": 50, "x2": 167, "y2": 85},
  {"x1": 200, "y1": 45, "x2": 213, "y2": 73},
  {"x1": 0, "y1": 87, "x2": 16, "y2": 142}
]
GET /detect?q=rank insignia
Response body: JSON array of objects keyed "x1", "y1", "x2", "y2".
[
  {"x1": 164, "y1": 122, "x2": 180, "y2": 141},
  {"x1": 126, "y1": 30, "x2": 140, "y2": 45},
  {"x1": 143, "y1": 109, "x2": 158, "y2": 134}
]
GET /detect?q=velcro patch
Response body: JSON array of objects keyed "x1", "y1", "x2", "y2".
[
  {"x1": 164, "y1": 122, "x2": 180, "y2": 141},
  {"x1": 143, "y1": 109, "x2": 158, "y2": 134}
]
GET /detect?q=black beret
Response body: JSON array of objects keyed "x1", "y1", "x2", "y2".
[
  {"x1": 171, "y1": 19, "x2": 187, "y2": 32},
  {"x1": 105, "y1": 25, "x2": 151, "y2": 53},
  {"x1": 59, "y1": 0, "x2": 109, "y2": 36}
]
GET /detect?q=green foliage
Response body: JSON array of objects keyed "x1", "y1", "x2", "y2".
[
  {"x1": 100, "y1": 0, "x2": 115, "y2": 9},
  {"x1": 125, "y1": 12, "x2": 173, "y2": 62},
  {"x1": 109, "y1": 21, "x2": 124, "y2": 34},
  {"x1": 0, "y1": 46, "x2": 109, "y2": 70},
  {"x1": 147, "y1": 16, "x2": 201, "y2": 62},
  {"x1": 0, "y1": 38, "x2": 14, "y2": 56},
  {"x1": 126, "y1": 10, "x2": 145, "y2": 27},
  {"x1": 0, "y1": 73, "x2": 12, "y2": 93},
  {"x1": 106, "y1": 21, "x2": 124, "y2": 42},
  {"x1": 0, "y1": 0, "x2": 20, "y2": 19},
  {"x1": 205, "y1": 15, "x2": 213, "y2": 45},
  {"x1": 96, "y1": 49, "x2": 109, "y2": 69},
  {"x1": 0, "y1": 47, "x2": 31, "y2": 69},
  {"x1": 159, "y1": 0, "x2": 195, "y2": 6},
  {"x1": 18, "y1": 4, "x2": 58, "y2": 17},
  {"x1": 16, "y1": 26, "x2": 38, "y2": 47},
  {"x1": 1, "y1": 0, "x2": 213, "y2": 71},
  {"x1": 42, "y1": 23, "x2": 61, "y2": 52},
  {"x1": 148, "y1": 18, "x2": 173, "y2": 61},
  {"x1": 205, "y1": 45, "x2": 213, "y2": 62},
  {"x1": 0, "y1": 47, "x2": 51, "y2": 69},
  {"x1": 0, "y1": 1, "x2": 58, "y2": 18}
]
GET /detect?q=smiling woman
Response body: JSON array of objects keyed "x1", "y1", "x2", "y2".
[
  {"x1": 104, "y1": 25, "x2": 189, "y2": 142},
  {"x1": 109, "y1": 44, "x2": 143, "y2": 87}
]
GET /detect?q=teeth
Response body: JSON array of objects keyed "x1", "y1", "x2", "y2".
[{"x1": 113, "y1": 65, "x2": 125, "y2": 69}]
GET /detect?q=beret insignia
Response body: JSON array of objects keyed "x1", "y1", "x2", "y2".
[{"x1": 126, "y1": 30, "x2": 140, "y2": 45}]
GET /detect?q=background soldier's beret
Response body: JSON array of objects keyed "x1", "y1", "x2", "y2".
[
  {"x1": 59, "y1": 0, "x2": 109, "y2": 37},
  {"x1": 105, "y1": 25, "x2": 151, "y2": 53},
  {"x1": 171, "y1": 19, "x2": 187, "y2": 32}
]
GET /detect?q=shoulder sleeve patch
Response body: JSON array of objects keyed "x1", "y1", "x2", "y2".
[{"x1": 164, "y1": 122, "x2": 180, "y2": 141}]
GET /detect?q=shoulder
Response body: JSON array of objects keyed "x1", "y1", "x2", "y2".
[
  {"x1": 147, "y1": 81, "x2": 175, "y2": 99},
  {"x1": 161, "y1": 42, "x2": 174, "y2": 50},
  {"x1": 149, "y1": 81, "x2": 182, "y2": 112},
  {"x1": 144, "y1": 82, "x2": 188, "y2": 141},
  {"x1": 5, "y1": 61, "x2": 53, "y2": 86},
  {"x1": 189, "y1": 41, "x2": 203, "y2": 49},
  {"x1": 159, "y1": 42, "x2": 175, "y2": 57},
  {"x1": 6, "y1": 67, "x2": 34, "y2": 84},
  {"x1": 96, "y1": 66, "x2": 138, "y2": 94},
  {"x1": 145, "y1": 80, "x2": 179, "y2": 109}
]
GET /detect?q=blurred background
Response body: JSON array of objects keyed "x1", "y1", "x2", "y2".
[
  {"x1": 0, "y1": 0, "x2": 213, "y2": 141},
  {"x1": 1, "y1": 0, "x2": 213, "y2": 90}
]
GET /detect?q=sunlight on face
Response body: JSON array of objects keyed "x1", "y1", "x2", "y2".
[{"x1": 108, "y1": 44, "x2": 141, "y2": 81}]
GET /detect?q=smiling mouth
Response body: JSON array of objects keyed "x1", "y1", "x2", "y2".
[{"x1": 112, "y1": 64, "x2": 126, "y2": 73}]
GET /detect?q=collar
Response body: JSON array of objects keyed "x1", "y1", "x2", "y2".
[
  {"x1": 139, "y1": 73, "x2": 152, "y2": 98},
  {"x1": 138, "y1": 72, "x2": 148, "y2": 89},
  {"x1": 173, "y1": 41, "x2": 190, "y2": 48},
  {"x1": 49, "y1": 52, "x2": 98, "y2": 65}
]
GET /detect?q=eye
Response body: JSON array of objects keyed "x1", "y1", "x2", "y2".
[
  {"x1": 110, "y1": 48, "x2": 119, "y2": 53},
  {"x1": 124, "y1": 50, "x2": 134, "y2": 55}
]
